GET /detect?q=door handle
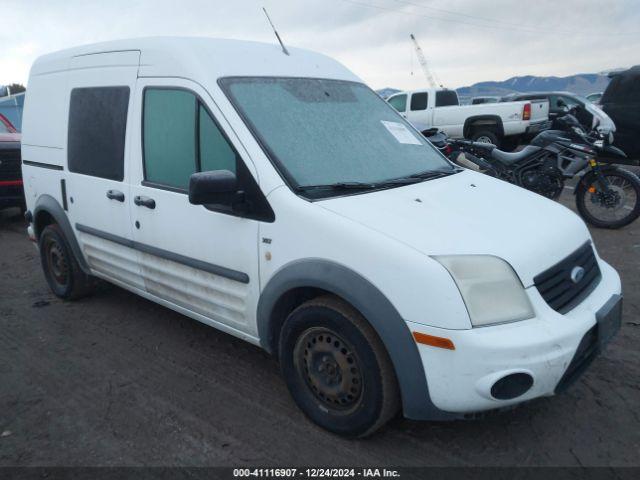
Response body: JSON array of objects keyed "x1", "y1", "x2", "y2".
[
  {"x1": 106, "y1": 189, "x2": 125, "y2": 202},
  {"x1": 134, "y1": 195, "x2": 156, "y2": 209}
]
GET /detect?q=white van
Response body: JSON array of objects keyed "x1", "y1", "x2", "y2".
[{"x1": 21, "y1": 38, "x2": 622, "y2": 437}]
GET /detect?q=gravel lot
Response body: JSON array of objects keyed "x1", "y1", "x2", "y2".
[{"x1": 0, "y1": 188, "x2": 639, "y2": 467}]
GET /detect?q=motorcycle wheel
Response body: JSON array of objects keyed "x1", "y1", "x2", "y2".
[{"x1": 575, "y1": 168, "x2": 640, "y2": 229}]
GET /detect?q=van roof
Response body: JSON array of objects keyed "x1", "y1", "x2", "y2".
[{"x1": 30, "y1": 36, "x2": 360, "y2": 83}]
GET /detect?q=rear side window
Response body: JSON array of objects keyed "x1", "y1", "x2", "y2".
[
  {"x1": 68, "y1": 87, "x2": 130, "y2": 180},
  {"x1": 143, "y1": 88, "x2": 238, "y2": 190},
  {"x1": 388, "y1": 94, "x2": 407, "y2": 112},
  {"x1": 435, "y1": 90, "x2": 458, "y2": 107},
  {"x1": 410, "y1": 92, "x2": 428, "y2": 111}
]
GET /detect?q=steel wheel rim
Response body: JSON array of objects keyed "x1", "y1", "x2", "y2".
[
  {"x1": 294, "y1": 327, "x2": 363, "y2": 413},
  {"x1": 585, "y1": 175, "x2": 637, "y2": 221},
  {"x1": 46, "y1": 239, "x2": 69, "y2": 286},
  {"x1": 475, "y1": 135, "x2": 494, "y2": 144}
]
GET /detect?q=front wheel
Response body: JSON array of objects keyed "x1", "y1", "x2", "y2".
[
  {"x1": 576, "y1": 168, "x2": 640, "y2": 229},
  {"x1": 39, "y1": 224, "x2": 95, "y2": 299},
  {"x1": 279, "y1": 296, "x2": 399, "y2": 437}
]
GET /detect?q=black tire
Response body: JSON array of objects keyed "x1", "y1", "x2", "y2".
[
  {"x1": 470, "y1": 129, "x2": 500, "y2": 147},
  {"x1": 575, "y1": 168, "x2": 640, "y2": 229},
  {"x1": 279, "y1": 295, "x2": 400, "y2": 437},
  {"x1": 38, "y1": 223, "x2": 95, "y2": 299}
]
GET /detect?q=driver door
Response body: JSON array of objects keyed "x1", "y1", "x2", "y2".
[{"x1": 128, "y1": 77, "x2": 261, "y2": 337}]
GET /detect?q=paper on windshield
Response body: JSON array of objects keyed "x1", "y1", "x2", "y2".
[{"x1": 381, "y1": 121, "x2": 422, "y2": 145}]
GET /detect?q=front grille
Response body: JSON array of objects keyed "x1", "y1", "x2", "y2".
[
  {"x1": 534, "y1": 242, "x2": 601, "y2": 313},
  {"x1": 0, "y1": 146, "x2": 22, "y2": 181}
]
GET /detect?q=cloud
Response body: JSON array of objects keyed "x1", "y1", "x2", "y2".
[{"x1": 1, "y1": 0, "x2": 639, "y2": 89}]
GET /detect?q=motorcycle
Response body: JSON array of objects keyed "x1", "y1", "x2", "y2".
[{"x1": 421, "y1": 116, "x2": 640, "y2": 229}]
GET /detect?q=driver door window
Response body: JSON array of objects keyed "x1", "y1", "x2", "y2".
[
  {"x1": 199, "y1": 105, "x2": 237, "y2": 173},
  {"x1": 143, "y1": 89, "x2": 196, "y2": 190},
  {"x1": 142, "y1": 88, "x2": 238, "y2": 191}
]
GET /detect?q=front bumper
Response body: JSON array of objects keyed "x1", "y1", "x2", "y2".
[
  {"x1": 0, "y1": 182, "x2": 25, "y2": 209},
  {"x1": 408, "y1": 259, "x2": 621, "y2": 414}
]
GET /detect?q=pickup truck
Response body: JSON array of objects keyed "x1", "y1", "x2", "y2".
[
  {"x1": 0, "y1": 113, "x2": 24, "y2": 212},
  {"x1": 387, "y1": 88, "x2": 550, "y2": 148}
]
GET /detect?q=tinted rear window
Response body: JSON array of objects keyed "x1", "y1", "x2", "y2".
[
  {"x1": 435, "y1": 90, "x2": 458, "y2": 107},
  {"x1": 68, "y1": 87, "x2": 130, "y2": 181}
]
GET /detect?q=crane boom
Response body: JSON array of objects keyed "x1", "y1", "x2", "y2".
[{"x1": 410, "y1": 33, "x2": 438, "y2": 88}]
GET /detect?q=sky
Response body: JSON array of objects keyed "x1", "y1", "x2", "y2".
[{"x1": 1, "y1": 0, "x2": 639, "y2": 90}]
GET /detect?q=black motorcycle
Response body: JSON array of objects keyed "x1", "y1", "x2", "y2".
[{"x1": 424, "y1": 117, "x2": 640, "y2": 229}]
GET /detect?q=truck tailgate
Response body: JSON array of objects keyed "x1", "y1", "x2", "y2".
[{"x1": 529, "y1": 98, "x2": 549, "y2": 123}]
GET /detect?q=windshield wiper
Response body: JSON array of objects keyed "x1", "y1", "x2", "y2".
[
  {"x1": 296, "y1": 178, "x2": 421, "y2": 192},
  {"x1": 296, "y1": 169, "x2": 461, "y2": 193},
  {"x1": 407, "y1": 168, "x2": 462, "y2": 180}
]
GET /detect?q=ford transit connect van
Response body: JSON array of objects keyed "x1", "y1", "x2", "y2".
[{"x1": 21, "y1": 38, "x2": 622, "y2": 437}]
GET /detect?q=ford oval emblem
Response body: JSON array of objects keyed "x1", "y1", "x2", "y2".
[{"x1": 570, "y1": 266, "x2": 585, "y2": 284}]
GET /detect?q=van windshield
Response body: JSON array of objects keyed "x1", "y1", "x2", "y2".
[{"x1": 220, "y1": 77, "x2": 454, "y2": 198}]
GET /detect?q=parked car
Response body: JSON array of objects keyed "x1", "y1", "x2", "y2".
[
  {"x1": 22, "y1": 37, "x2": 622, "y2": 437},
  {"x1": 501, "y1": 91, "x2": 615, "y2": 133},
  {"x1": 470, "y1": 96, "x2": 500, "y2": 105},
  {"x1": 600, "y1": 66, "x2": 640, "y2": 159},
  {"x1": 0, "y1": 113, "x2": 24, "y2": 212},
  {"x1": 586, "y1": 92, "x2": 603, "y2": 105},
  {"x1": 0, "y1": 92, "x2": 25, "y2": 132},
  {"x1": 387, "y1": 88, "x2": 550, "y2": 148}
]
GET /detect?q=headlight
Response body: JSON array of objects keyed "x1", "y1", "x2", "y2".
[{"x1": 434, "y1": 255, "x2": 534, "y2": 327}]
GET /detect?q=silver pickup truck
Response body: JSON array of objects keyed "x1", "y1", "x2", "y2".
[{"x1": 387, "y1": 88, "x2": 551, "y2": 148}]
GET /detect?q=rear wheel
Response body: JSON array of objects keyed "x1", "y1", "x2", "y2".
[
  {"x1": 470, "y1": 129, "x2": 500, "y2": 147},
  {"x1": 39, "y1": 224, "x2": 95, "y2": 299},
  {"x1": 576, "y1": 168, "x2": 640, "y2": 229},
  {"x1": 279, "y1": 296, "x2": 399, "y2": 437}
]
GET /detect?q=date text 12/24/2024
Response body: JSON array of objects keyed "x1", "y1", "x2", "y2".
[{"x1": 233, "y1": 468, "x2": 401, "y2": 478}]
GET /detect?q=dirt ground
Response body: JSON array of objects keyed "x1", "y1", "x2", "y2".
[{"x1": 0, "y1": 188, "x2": 639, "y2": 467}]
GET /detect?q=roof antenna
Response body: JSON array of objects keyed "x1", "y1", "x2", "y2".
[{"x1": 263, "y1": 7, "x2": 289, "y2": 56}]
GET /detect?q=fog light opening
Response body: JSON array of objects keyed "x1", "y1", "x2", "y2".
[{"x1": 490, "y1": 373, "x2": 533, "y2": 400}]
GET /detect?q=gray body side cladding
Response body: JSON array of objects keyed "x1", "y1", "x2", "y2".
[
  {"x1": 257, "y1": 259, "x2": 459, "y2": 421},
  {"x1": 33, "y1": 194, "x2": 90, "y2": 274}
]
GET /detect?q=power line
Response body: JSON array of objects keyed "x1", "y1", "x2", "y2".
[
  {"x1": 341, "y1": 0, "x2": 640, "y2": 37},
  {"x1": 394, "y1": 0, "x2": 537, "y2": 30},
  {"x1": 340, "y1": 0, "x2": 561, "y2": 34}
]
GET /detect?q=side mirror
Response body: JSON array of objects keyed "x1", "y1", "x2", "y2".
[{"x1": 188, "y1": 170, "x2": 240, "y2": 206}]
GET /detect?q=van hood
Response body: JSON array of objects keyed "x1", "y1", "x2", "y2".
[{"x1": 317, "y1": 170, "x2": 591, "y2": 286}]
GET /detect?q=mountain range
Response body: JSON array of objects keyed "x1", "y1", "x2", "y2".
[{"x1": 377, "y1": 71, "x2": 620, "y2": 101}]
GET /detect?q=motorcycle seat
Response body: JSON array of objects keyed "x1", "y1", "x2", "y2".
[{"x1": 490, "y1": 145, "x2": 542, "y2": 165}]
